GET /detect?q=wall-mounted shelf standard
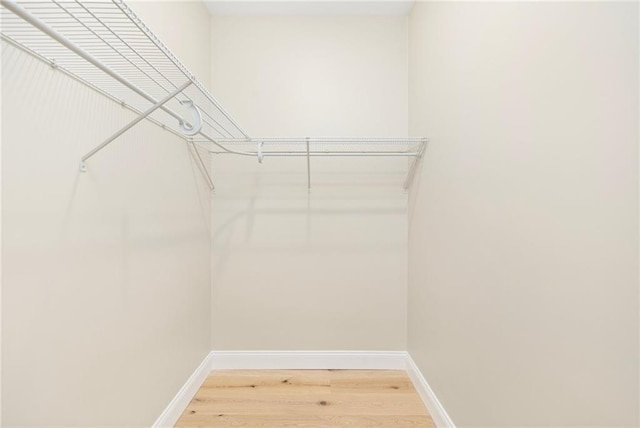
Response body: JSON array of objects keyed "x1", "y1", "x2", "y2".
[{"x1": 1, "y1": 0, "x2": 427, "y2": 191}]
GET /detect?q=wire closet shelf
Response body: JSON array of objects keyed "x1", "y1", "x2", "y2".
[{"x1": 0, "y1": 0, "x2": 427, "y2": 190}]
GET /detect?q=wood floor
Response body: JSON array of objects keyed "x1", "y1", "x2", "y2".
[{"x1": 175, "y1": 370, "x2": 434, "y2": 427}]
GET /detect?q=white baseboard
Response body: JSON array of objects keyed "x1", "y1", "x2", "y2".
[
  {"x1": 152, "y1": 351, "x2": 214, "y2": 428},
  {"x1": 406, "y1": 354, "x2": 456, "y2": 428},
  {"x1": 152, "y1": 350, "x2": 454, "y2": 428},
  {"x1": 210, "y1": 350, "x2": 408, "y2": 370}
]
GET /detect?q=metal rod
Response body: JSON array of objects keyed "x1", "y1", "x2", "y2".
[
  {"x1": 306, "y1": 137, "x2": 311, "y2": 190},
  {"x1": 82, "y1": 80, "x2": 192, "y2": 164},
  {"x1": 208, "y1": 151, "x2": 420, "y2": 157},
  {"x1": 196, "y1": 133, "x2": 260, "y2": 157},
  {"x1": 214, "y1": 137, "x2": 425, "y2": 143},
  {"x1": 189, "y1": 138, "x2": 215, "y2": 191}
]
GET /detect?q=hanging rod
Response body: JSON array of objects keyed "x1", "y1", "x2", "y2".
[
  {"x1": 206, "y1": 137, "x2": 429, "y2": 190},
  {"x1": 205, "y1": 137, "x2": 426, "y2": 157}
]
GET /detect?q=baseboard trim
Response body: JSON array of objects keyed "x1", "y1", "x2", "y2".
[
  {"x1": 210, "y1": 350, "x2": 408, "y2": 370},
  {"x1": 153, "y1": 350, "x2": 454, "y2": 428},
  {"x1": 152, "y1": 351, "x2": 214, "y2": 428},
  {"x1": 406, "y1": 354, "x2": 456, "y2": 428}
]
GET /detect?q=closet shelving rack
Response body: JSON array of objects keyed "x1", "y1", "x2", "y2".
[{"x1": 1, "y1": 0, "x2": 427, "y2": 190}]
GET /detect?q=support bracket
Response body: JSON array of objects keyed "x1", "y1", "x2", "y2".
[
  {"x1": 80, "y1": 80, "x2": 192, "y2": 171},
  {"x1": 403, "y1": 138, "x2": 428, "y2": 191},
  {"x1": 179, "y1": 100, "x2": 203, "y2": 136},
  {"x1": 306, "y1": 137, "x2": 311, "y2": 191},
  {"x1": 189, "y1": 138, "x2": 215, "y2": 191},
  {"x1": 257, "y1": 141, "x2": 265, "y2": 163}
]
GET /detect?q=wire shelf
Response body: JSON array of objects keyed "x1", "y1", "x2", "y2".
[
  {"x1": 0, "y1": 0, "x2": 248, "y2": 144},
  {"x1": 1, "y1": 0, "x2": 427, "y2": 190}
]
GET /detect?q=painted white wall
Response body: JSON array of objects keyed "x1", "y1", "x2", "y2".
[
  {"x1": 408, "y1": 2, "x2": 639, "y2": 427},
  {"x1": 1, "y1": 2, "x2": 213, "y2": 426},
  {"x1": 209, "y1": 15, "x2": 409, "y2": 350}
]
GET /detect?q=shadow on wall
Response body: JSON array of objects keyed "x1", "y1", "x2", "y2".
[{"x1": 210, "y1": 154, "x2": 410, "y2": 274}]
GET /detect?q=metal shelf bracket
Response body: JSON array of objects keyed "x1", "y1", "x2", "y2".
[
  {"x1": 257, "y1": 142, "x2": 265, "y2": 163},
  {"x1": 80, "y1": 81, "x2": 193, "y2": 171},
  {"x1": 403, "y1": 137, "x2": 428, "y2": 191},
  {"x1": 179, "y1": 100, "x2": 203, "y2": 136}
]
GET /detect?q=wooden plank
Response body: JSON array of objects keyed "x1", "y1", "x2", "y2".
[
  {"x1": 330, "y1": 375, "x2": 415, "y2": 393},
  {"x1": 186, "y1": 392, "x2": 427, "y2": 415},
  {"x1": 202, "y1": 370, "x2": 331, "y2": 392}
]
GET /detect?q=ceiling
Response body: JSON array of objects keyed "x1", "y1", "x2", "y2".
[{"x1": 204, "y1": 1, "x2": 415, "y2": 16}]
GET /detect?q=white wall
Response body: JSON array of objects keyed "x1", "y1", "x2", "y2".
[
  {"x1": 408, "y1": 2, "x2": 639, "y2": 427},
  {"x1": 209, "y1": 15, "x2": 409, "y2": 350},
  {"x1": 1, "y1": 1, "x2": 213, "y2": 426}
]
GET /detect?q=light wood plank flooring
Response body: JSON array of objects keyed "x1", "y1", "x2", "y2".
[{"x1": 175, "y1": 370, "x2": 435, "y2": 427}]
